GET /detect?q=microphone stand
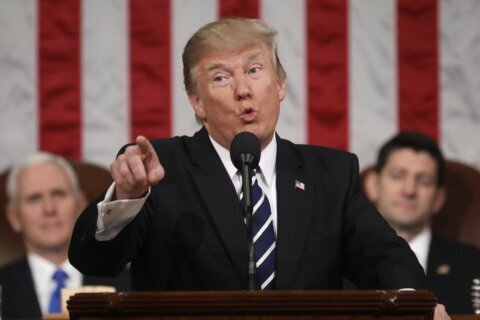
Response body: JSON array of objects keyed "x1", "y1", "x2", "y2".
[{"x1": 240, "y1": 160, "x2": 256, "y2": 291}]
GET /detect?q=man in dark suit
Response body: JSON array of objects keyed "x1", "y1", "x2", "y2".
[
  {"x1": 364, "y1": 131, "x2": 480, "y2": 314},
  {"x1": 0, "y1": 152, "x2": 130, "y2": 319},
  {"x1": 69, "y1": 18, "x2": 448, "y2": 318}
]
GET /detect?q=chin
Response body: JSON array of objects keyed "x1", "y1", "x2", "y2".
[
  {"x1": 394, "y1": 219, "x2": 424, "y2": 230},
  {"x1": 42, "y1": 238, "x2": 69, "y2": 247}
]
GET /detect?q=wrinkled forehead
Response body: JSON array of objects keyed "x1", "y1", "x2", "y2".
[{"x1": 200, "y1": 44, "x2": 271, "y2": 68}]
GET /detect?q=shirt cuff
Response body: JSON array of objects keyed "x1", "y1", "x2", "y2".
[{"x1": 95, "y1": 182, "x2": 150, "y2": 241}]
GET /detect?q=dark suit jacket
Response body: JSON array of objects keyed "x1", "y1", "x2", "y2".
[
  {"x1": 69, "y1": 127, "x2": 426, "y2": 291},
  {"x1": 0, "y1": 258, "x2": 130, "y2": 319},
  {"x1": 426, "y1": 234, "x2": 480, "y2": 314}
]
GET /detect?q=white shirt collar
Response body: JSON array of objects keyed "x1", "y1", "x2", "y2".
[
  {"x1": 407, "y1": 227, "x2": 432, "y2": 274},
  {"x1": 209, "y1": 134, "x2": 276, "y2": 187},
  {"x1": 27, "y1": 252, "x2": 83, "y2": 315}
]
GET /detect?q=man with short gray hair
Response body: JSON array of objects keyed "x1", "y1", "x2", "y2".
[{"x1": 0, "y1": 152, "x2": 130, "y2": 319}]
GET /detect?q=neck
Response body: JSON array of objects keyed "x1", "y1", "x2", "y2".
[
  {"x1": 260, "y1": 134, "x2": 275, "y2": 151},
  {"x1": 26, "y1": 245, "x2": 69, "y2": 267},
  {"x1": 395, "y1": 223, "x2": 430, "y2": 243}
]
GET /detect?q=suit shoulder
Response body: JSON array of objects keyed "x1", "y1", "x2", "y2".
[
  {"x1": 280, "y1": 139, "x2": 359, "y2": 167},
  {"x1": 433, "y1": 234, "x2": 480, "y2": 252},
  {"x1": 276, "y1": 139, "x2": 362, "y2": 191},
  {"x1": 117, "y1": 135, "x2": 184, "y2": 153},
  {"x1": 299, "y1": 144, "x2": 356, "y2": 159},
  {"x1": 432, "y1": 234, "x2": 480, "y2": 264},
  {"x1": 0, "y1": 258, "x2": 29, "y2": 281},
  {"x1": 149, "y1": 134, "x2": 198, "y2": 164},
  {"x1": 115, "y1": 135, "x2": 190, "y2": 163},
  {"x1": 149, "y1": 135, "x2": 185, "y2": 151}
]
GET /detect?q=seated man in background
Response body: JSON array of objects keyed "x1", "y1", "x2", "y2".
[
  {"x1": 365, "y1": 131, "x2": 480, "y2": 314},
  {"x1": 0, "y1": 152, "x2": 131, "y2": 319}
]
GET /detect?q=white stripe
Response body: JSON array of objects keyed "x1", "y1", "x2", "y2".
[
  {"x1": 252, "y1": 191, "x2": 266, "y2": 214},
  {"x1": 262, "y1": 0, "x2": 307, "y2": 144},
  {"x1": 349, "y1": 0, "x2": 397, "y2": 170},
  {"x1": 172, "y1": 0, "x2": 216, "y2": 137},
  {"x1": 239, "y1": 175, "x2": 258, "y2": 201},
  {"x1": 256, "y1": 242, "x2": 276, "y2": 268},
  {"x1": 82, "y1": 0, "x2": 129, "y2": 168},
  {"x1": 253, "y1": 218, "x2": 273, "y2": 243},
  {"x1": 261, "y1": 271, "x2": 275, "y2": 290},
  {"x1": 0, "y1": 0, "x2": 38, "y2": 171},
  {"x1": 440, "y1": 0, "x2": 480, "y2": 170}
]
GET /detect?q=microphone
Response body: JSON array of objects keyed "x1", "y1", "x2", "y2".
[
  {"x1": 230, "y1": 132, "x2": 261, "y2": 290},
  {"x1": 230, "y1": 132, "x2": 261, "y2": 211}
]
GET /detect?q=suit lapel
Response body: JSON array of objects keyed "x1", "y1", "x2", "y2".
[
  {"x1": 15, "y1": 259, "x2": 43, "y2": 318},
  {"x1": 188, "y1": 128, "x2": 249, "y2": 288},
  {"x1": 274, "y1": 138, "x2": 314, "y2": 289},
  {"x1": 426, "y1": 235, "x2": 454, "y2": 297}
]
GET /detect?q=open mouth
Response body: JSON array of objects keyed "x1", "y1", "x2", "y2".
[{"x1": 241, "y1": 108, "x2": 257, "y2": 121}]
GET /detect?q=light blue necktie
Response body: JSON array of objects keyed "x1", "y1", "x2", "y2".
[
  {"x1": 48, "y1": 269, "x2": 68, "y2": 313},
  {"x1": 240, "y1": 169, "x2": 276, "y2": 290}
]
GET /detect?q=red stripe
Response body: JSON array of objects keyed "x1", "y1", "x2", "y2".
[
  {"x1": 397, "y1": 0, "x2": 439, "y2": 141},
  {"x1": 307, "y1": 0, "x2": 349, "y2": 150},
  {"x1": 219, "y1": 0, "x2": 259, "y2": 19},
  {"x1": 130, "y1": 0, "x2": 171, "y2": 140},
  {"x1": 38, "y1": 0, "x2": 82, "y2": 158}
]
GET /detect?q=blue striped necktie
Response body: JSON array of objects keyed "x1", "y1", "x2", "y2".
[
  {"x1": 240, "y1": 169, "x2": 276, "y2": 290},
  {"x1": 48, "y1": 269, "x2": 68, "y2": 313}
]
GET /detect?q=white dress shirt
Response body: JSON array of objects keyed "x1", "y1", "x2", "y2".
[
  {"x1": 407, "y1": 227, "x2": 432, "y2": 274},
  {"x1": 209, "y1": 136, "x2": 278, "y2": 233},
  {"x1": 95, "y1": 135, "x2": 278, "y2": 240},
  {"x1": 27, "y1": 253, "x2": 82, "y2": 315}
]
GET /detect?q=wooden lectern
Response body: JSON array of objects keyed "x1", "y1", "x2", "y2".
[{"x1": 67, "y1": 290, "x2": 436, "y2": 319}]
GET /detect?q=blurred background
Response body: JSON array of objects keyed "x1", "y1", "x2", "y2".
[{"x1": 1, "y1": 0, "x2": 479, "y2": 172}]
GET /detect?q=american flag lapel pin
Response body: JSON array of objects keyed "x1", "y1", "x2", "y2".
[{"x1": 295, "y1": 180, "x2": 305, "y2": 190}]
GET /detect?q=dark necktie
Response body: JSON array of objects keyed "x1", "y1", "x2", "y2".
[
  {"x1": 240, "y1": 169, "x2": 276, "y2": 289},
  {"x1": 48, "y1": 269, "x2": 68, "y2": 313}
]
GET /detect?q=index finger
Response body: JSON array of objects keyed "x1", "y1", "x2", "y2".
[{"x1": 136, "y1": 135, "x2": 154, "y2": 156}]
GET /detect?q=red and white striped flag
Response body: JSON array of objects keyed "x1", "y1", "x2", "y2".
[{"x1": 1, "y1": 0, "x2": 479, "y2": 172}]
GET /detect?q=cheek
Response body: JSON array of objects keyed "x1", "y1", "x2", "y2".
[
  {"x1": 59, "y1": 201, "x2": 80, "y2": 219},
  {"x1": 48, "y1": 198, "x2": 78, "y2": 221},
  {"x1": 203, "y1": 96, "x2": 232, "y2": 117},
  {"x1": 419, "y1": 192, "x2": 437, "y2": 208},
  {"x1": 377, "y1": 183, "x2": 395, "y2": 198},
  {"x1": 377, "y1": 188, "x2": 398, "y2": 210},
  {"x1": 377, "y1": 193, "x2": 392, "y2": 210},
  {"x1": 17, "y1": 207, "x2": 41, "y2": 225}
]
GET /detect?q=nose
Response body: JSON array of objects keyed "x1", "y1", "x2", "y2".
[
  {"x1": 401, "y1": 176, "x2": 418, "y2": 197},
  {"x1": 234, "y1": 74, "x2": 252, "y2": 100},
  {"x1": 42, "y1": 196, "x2": 56, "y2": 216}
]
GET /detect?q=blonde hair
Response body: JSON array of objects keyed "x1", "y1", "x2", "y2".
[
  {"x1": 6, "y1": 152, "x2": 80, "y2": 203},
  {"x1": 182, "y1": 17, "x2": 286, "y2": 94}
]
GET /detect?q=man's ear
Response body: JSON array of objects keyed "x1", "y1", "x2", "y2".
[
  {"x1": 76, "y1": 191, "x2": 88, "y2": 213},
  {"x1": 432, "y1": 186, "x2": 447, "y2": 215},
  {"x1": 277, "y1": 79, "x2": 286, "y2": 102},
  {"x1": 188, "y1": 93, "x2": 206, "y2": 120},
  {"x1": 5, "y1": 203, "x2": 23, "y2": 233},
  {"x1": 364, "y1": 170, "x2": 380, "y2": 203}
]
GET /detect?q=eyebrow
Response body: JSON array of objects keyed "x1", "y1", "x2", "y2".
[
  {"x1": 206, "y1": 51, "x2": 263, "y2": 73},
  {"x1": 24, "y1": 192, "x2": 42, "y2": 202}
]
